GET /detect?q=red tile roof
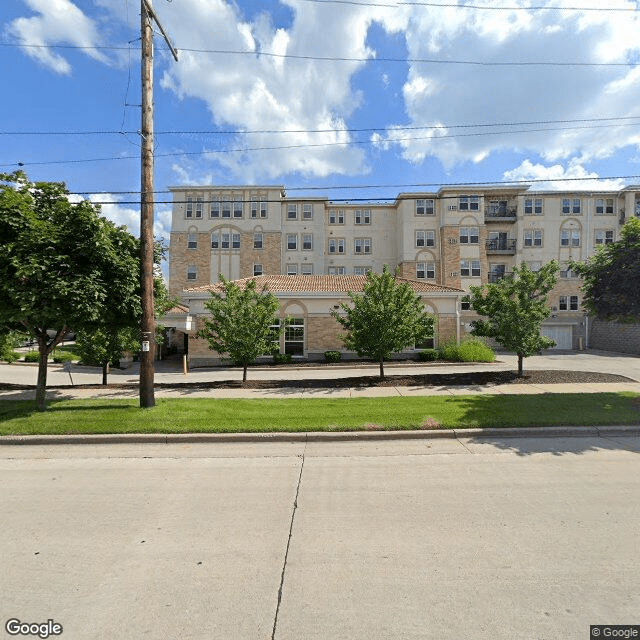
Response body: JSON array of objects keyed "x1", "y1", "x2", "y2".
[
  {"x1": 183, "y1": 275, "x2": 463, "y2": 295},
  {"x1": 164, "y1": 303, "x2": 190, "y2": 314}
]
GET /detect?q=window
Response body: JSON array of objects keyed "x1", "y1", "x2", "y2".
[
  {"x1": 595, "y1": 198, "x2": 614, "y2": 215},
  {"x1": 221, "y1": 233, "x2": 230, "y2": 249},
  {"x1": 253, "y1": 264, "x2": 263, "y2": 276},
  {"x1": 302, "y1": 234, "x2": 313, "y2": 250},
  {"x1": 354, "y1": 238, "x2": 371, "y2": 254},
  {"x1": 287, "y1": 234, "x2": 297, "y2": 250},
  {"x1": 416, "y1": 230, "x2": 435, "y2": 247},
  {"x1": 459, "y1": 195, "x2": 479, "y2": 211},
  {"x1": 285, "y1": 318, "x2": 304, "y2": 355},
  {"x1": 354, "y1": 266, "x2": 371, "y2": 275},
  {"x1": 301, "y1": 264, "x2": 313, "y2": 275},
  {"x1": 210, "y1": 200, "x2": 220, "y2": 218},
  {"x1": 595, "y1": 229, "x2": 614, "y2": 245},
  {"x1": 563, "y1": 198, "x2": 581, "y2": 214},
  {"x1": 187, "y1": 233, "x2": 197, "y2": 249},
  {"x1": 328, "y1": 266, "x2": 346, "y2": 275},
  {"x1": 328, "y1": 238, "x2": 345, "y2": 254},
  {"x1": 460, "y1": 260, "x2": 480, "y2": 277},
  {"x1": 195, "y1": 197, "x2": 203, "y2": 219},
  {"x1": 222, "y1": 200, "x2": 231, "y2": 218},
  {"x1": 211, "y1": 232, "x2": 219, "y2": 249},
  {"x1": 253, "y1": 233, "x2": 263, "y2": 249},
  {"x1": 251, "y1": 198, "x2": 268, "y2": 218},
  {"x1": 232, "y1": 233, "x2": 240, "y2": 249},
  {"x1": 186, "y1": 196, "x2": 193, "y2": 218},
  {"x1": 329, "y1": 209, "x2": 344, "y2": 224},
  {"x1": 354, "y1": 209, "x2": 371, "y2": 225},
  {"x1": 488, "y1": 200, "x2": 508, "y2": 216},
  {"x1": 233, "y1": 198, "x2": 243, "y2": 218},
  {"x1": 524, "y1": 229, "x2": 543, "y2": 247},
  {"x1": 416, "y1": 199, "x2": 435, "y2": 216},
  {"x1": 287, "y1": 204, "x2": 297, "y2": 220},
  {"x1": 560, "y1": 266, "x2": 579, "y2": 279},
  {"x1": 524, "y1": 198, "x2": 543, "y2": 215},
  {"x1": 559, "y1": 295, "x2": 579, "y2": 311},
  {"x1": 287, "y1": 264, "x2": 298, "y2": 275},
  {"x1": 573, "y1": 198, "x2": 581, "y2": 214},
  {"x1": 302, "y1": 204, "x2": 313, "y2": 220},
  {"x1": 187, "y1": 265, "x2": 197, "y2": 280},
  {"x1": 560, "y1": 229, "x2": 580, "y2": 247},
  {"x1": 461, "y1": 300, "x2": 471, "y2": 311},
  {"x1": 460, "y1": 227, "x2": 479, "y2": 244},
  {"x1": 416, "y1": 262, "x2": 435, "y2": 279}
]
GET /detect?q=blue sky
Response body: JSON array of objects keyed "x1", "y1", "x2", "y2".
[{"x1": 3, "y1": 0, "x2": 640, "y2": 246}]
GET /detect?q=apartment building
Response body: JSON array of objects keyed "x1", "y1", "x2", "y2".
[{"x1": 168, "y1": 183, "x2": 640, "y2": 354}]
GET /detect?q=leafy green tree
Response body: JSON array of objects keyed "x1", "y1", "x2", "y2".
[
  {"x1": 198, "y1": 276, "x2": 285, "y2": 382},
  {"x1": 571, "y1": 217, "x2": 640, "y2": 322},
  {"x1": 0, "y1": 172, "x2": 141, "y2": 410},
  {"x1": 331, "y1": 265, "x2": 434, "y2": 378},
  {"x1": 75, "y1": 327, "x2": 139, "y2": 385},
  {"x1": 0, "y1": 330, "x2": 24, "y2": 363},
  {"x1": 464, "y1": 261, "x2": 559, "y2": 376}
]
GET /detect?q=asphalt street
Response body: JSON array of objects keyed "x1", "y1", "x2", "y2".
[{"x1": 1, "y1": 437, "x2": 639, "y2": 640}]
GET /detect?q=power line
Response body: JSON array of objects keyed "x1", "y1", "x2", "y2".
[
  {"x1": 4, "y1": 115, "x2": 640, "y2": 136},
  {"x1": 5, "y1": 121, "x2": 640, "y2": 168},
  {"x1": 2, "y1": 41, "x2": 638, "y2": 67}
]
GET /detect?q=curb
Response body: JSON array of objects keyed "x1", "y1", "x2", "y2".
[{"x1": 1, "y1": 425, "x2": 638, "y2": 446}]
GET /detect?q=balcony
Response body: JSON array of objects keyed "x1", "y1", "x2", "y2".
[
  {"x1": 485, "y1": 207, "x2": 517, "y2": 223},
  {"x1": 488, "y1": 272, "x2": 511, "y2": 283},
  {"x1": 486, "y1": 239, "x2": 516, "y2": 254}
]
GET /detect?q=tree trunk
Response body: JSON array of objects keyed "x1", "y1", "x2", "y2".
[
  {"x1": 517, "y1": 353, "x2": 524, "y2": 377},
  {"x1": 102, "y1": 361, "x2": 109, "y2": 386},
  {"x1": 243, "y1": 364, "x2": 248, "y2": 383},
  {"x1": 379, "y1": 355, "x2": 385, "y2": 379},
  {"x1": 35, "y1": 346, "x2": 48, "y2": 412}
]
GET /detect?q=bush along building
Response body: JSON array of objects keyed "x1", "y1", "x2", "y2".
[{"x1": 165, "y1": 184, "x2": 640, "y2": 365}]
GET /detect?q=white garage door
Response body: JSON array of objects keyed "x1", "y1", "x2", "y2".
[{"x1": 541, "y1": 325, "x2": 572, "y2": 350}]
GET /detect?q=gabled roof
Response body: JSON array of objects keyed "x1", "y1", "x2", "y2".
[
  {"x1": 183, "y1": 275, "x2": 464, "y2": 295},
  {"x1": 164, "y1": 303, "x2": 190, "y2": 315}
]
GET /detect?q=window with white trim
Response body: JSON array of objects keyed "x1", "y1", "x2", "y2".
[
  {"x1": 302, "y1": 203, "x2": 313, "y2": 220},
  {"x1": 251, "y1": 198, "x2": 268, "y2": 218},
  {"x1": 232, "y1": 233, "x2": 240, "y2": 249},
  {"x1": 287, "y1": 204, "x2": 297, "y2": 220},
  {"x1": 416, "y1": 199, "x2": 435, "y2": 216},
  {"x1": 222, "y1": 200, "x2": 231, "y2": 218},
  {"x1": 185, "y1": 196, "x2": 193, "y2": 219},
  {"x1": 354, "y1": 266, "x2": 371, "y2": 275},
  {"x1": 560, "y1": 229, "x2": 580, "y2": 247},
  {"x1": 329, "y1": 209, "x2": 344, "y2": 224},
  {"x1": 354, "y1": 238, "x2": 371, "y2": 254},
  {"x1": 328, "y1": 238, "x2": 345, "y2": 254},
  {"x1": 562, "y1": 198, "x2": 581, "y2": 215},
  {"x1": 253, "y1": 233, "x2": 263, "y2": 249},
  {"x1": 287, "y1": 234, "x2": 297, "y2": 250},
  {"x1": 416, "y1": 262, "x2": 435, "y2": 279},
  {"x1": 560, "y1": 265, "x2": 579, "y2": 279},
  {"x1": 233, "y1": 198, "x2": 243, "y2": 218},
  {"x1": 287, "y1": 264, "x2": 298, "y2": 275},
  {"x1": 285, "y1": 318, "x2": 304, "y2": 355},
  {"x1": 559, "y1": 295, "x2": 579, "y2": 311},
  {"x1": 210, "y1": 200, "x2": 220, "y2": 218},
  {"x1": 524, "y1": 229, "x2": 543, "y2": 247},
  {"x1": 328, "y1": 266, "x2": 346, "y2": 275},
  {"x1": 301, "y1": 264, "x2": 313, "y2": 275},
  {"x1": 595, "y1": 229, "x2": 614, "y2": 245},
  {"x1": 187, "y1": 232, "x2": 197, "y2": 249},
  {"x1": 460, "y1": 226, "x2": 479, "y2": 244},
  {"x1": 354, "y1": 209, "x2": 371, "y2": 225},
  {"x1": 211, "y1": 232, "x2": 219, "y2": 249},
  {"x1": 195, "y1": 196, "x2": 203, "y2": 219},
  {"x1": 187, "y1": 265, "x2": 197, "y2": 280},
  {"x1": 461, "y1": 260, "x2": 480, "y2": 277},
  {"x1": 524, "y1": 198, "x2": 543, "y2": 215},
  {"x1": 253, "y1": 264, "x2": 263, "y2": 276},
  {"x1": 221, "y1": 233, "x2": 230, "y2": 249},
  {"x1": 302, "y1": 234, "x2": 313, "y2": 250},
  {"x1": 416, "y1": 230, "x2": 435, "y2": 247},
  {"x1": 595, "y1": 198, "x2": 614, "y2": 215},
  {"x1": 459, "y1": 195, "x2": 479, "y2": 211}
]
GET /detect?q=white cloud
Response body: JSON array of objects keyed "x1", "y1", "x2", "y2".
[
  {"x1": 503, "y1": 159, "x2": 626, "y2": 190},
  {"x1": 7, "y1": 0, "x2": 108, "y2": 75}
]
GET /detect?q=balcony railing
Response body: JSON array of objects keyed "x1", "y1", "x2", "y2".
[
  {"x1": 486, "y1": 239, "x2": 517, "y2": 254},
  {"x1": 485, "y1": 207, "x2": 517, "y2": 222}
]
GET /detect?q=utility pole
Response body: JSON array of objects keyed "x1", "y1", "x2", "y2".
[{"x1": 140, "y1": 0, "x2": 177, "y2": 408}]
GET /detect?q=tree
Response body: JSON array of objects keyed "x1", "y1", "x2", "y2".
[
  {"x1": 331, "y1": 265, "x2": 434, "y2": 378},
  {"x1": 464, "y1": 261, "x2": 559, "y2": 377},
  {"x1": 571, "y1": 217, "x2": 640, "y2": 322},
  {"x1": 0, "y1": 172, "x2": 141, "y2": 410},
  {"x1": 197, "y1": 276, "x2": 285, "y2": 383},
  {"x1": 75, "y1": 327, "x2": 139, "y2": 385}
]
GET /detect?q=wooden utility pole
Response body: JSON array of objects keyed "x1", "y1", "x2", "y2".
[{"x1": 139, "y1": 0, "x2": 177, "y2": 408}]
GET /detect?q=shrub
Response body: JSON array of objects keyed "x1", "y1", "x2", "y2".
[
  {"x1": 23, "y1": 351, "x2": 40, "y2": 363},
  {"x1": 273, "y1": 353, "x2": 293, "y2": 364},
  {"x1": 324, "y1": 350, "x2": 342, "y2": 363},
  {"x1": 417, "y1": 349, "x2": 439, "y2": 362},
  {"x1": 438, "y1": 337, "x2": 495, "y2": 363},
  {"x1": 52, "y1": 350, "x2": 77, "y2": 363},
  {"x1": 2, "y1": 351, "x2": 20, "y2": 364}
]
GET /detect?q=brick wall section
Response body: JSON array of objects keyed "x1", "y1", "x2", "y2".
[
  {"x1": 437, "y1": 316, "x2": 458, "y2": 344},
  {"x1": 169, "y1": 232, "x2": 212, "y2": 297},
  {"x1": 590, "y1": 320, "x2": 640, "y2": 354},
  {"x1": 240, "y1": 232, "x2": 282, "y2": 277},
  {"x1": 306, "y1": 315, "x2": 344, "y2": 353},
  {"x1": 440, "y1": 226, "x2": 461, "y2": 288}
]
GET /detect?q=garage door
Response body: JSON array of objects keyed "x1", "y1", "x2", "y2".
[{"x1": 541, "y1": 325, "x2": 572, "y2": 350}]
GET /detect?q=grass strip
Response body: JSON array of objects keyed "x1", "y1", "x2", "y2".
[{"x1": 0, "y1": 392, "x2": 638, "y2": 435}]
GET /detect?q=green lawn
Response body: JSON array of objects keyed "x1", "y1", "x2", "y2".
[{"x1": 0, "y1": 392, "x2": 638, "y2": 435}]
